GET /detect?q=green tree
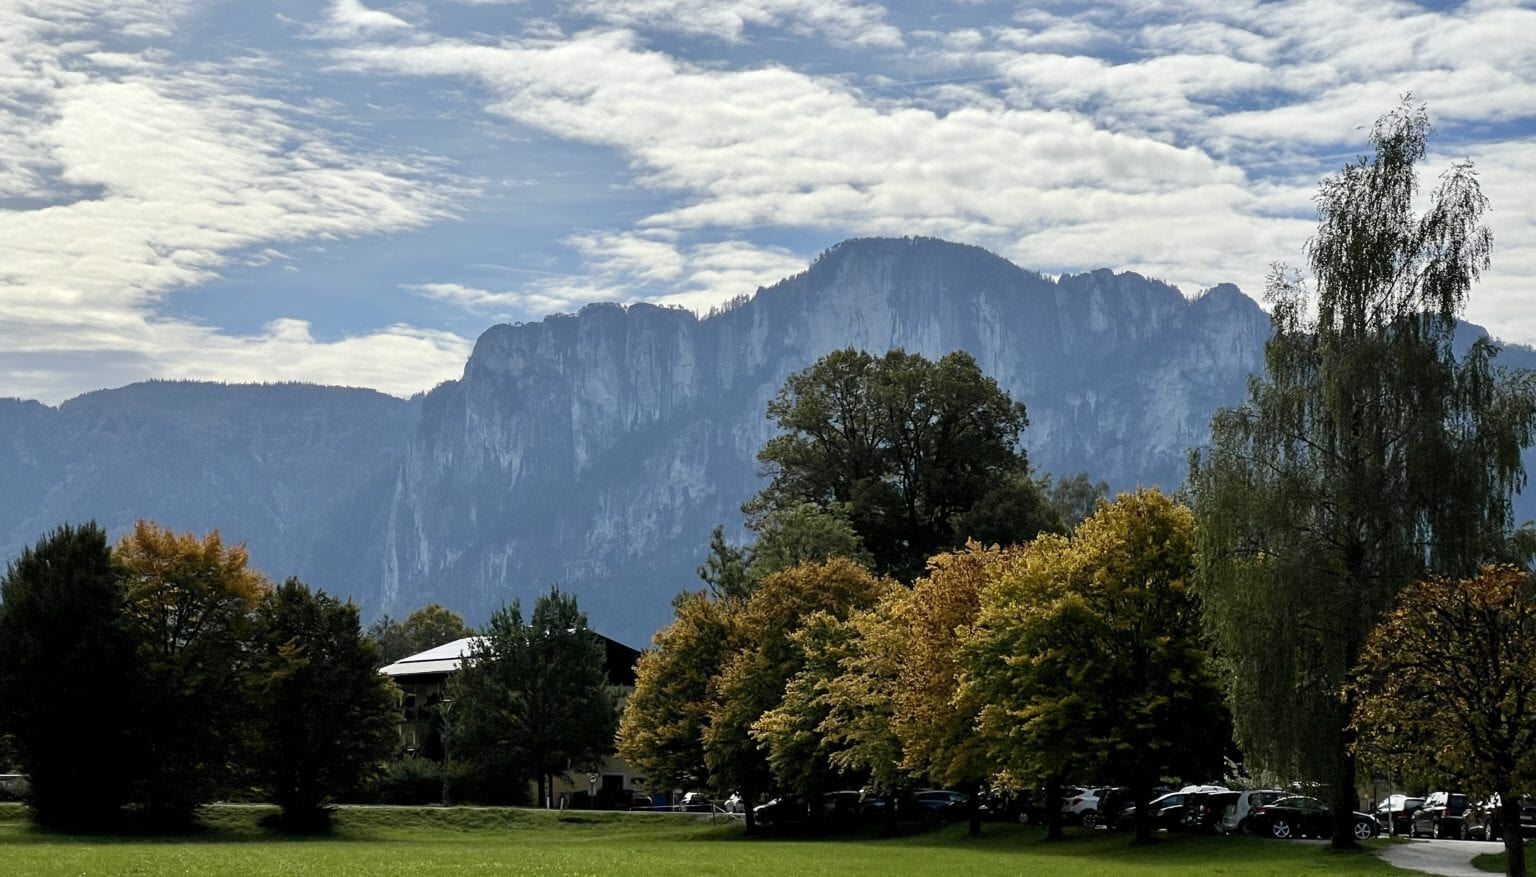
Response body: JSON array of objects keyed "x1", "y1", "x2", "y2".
[
  {"x1": 966, "y1": 492, "x2": 1226, "y2": 843},
  {"x1": 451, "y1": 588, "x2": 616, "y2": 806},
  {"x1": 754, "y1": 348, "x2": 1049, "y2": 581},
  {"x1": 1042, "y1": 472, "x2": 1109, "y2": 532},
  {"x1": 1352, "y1": 566, "x2": 1536, "y2": 877},
  {"x1": 1189, "y1": 102, "x2": 1536, "y2": 847},
  {"x1": 617, "y1": 590, "x2": 740, "y2": 796},
  {"x1": 696, "y1": 526, "x2": 754, "y2": 601},
  {"x1": 0, "y1": 523, "x2": 137, "y2": 828},
  {"x1": 747, "y1": 502, "x2": 870, "y2": 581},
  {"x1": 706, "y1": 558, "x2": 888, "y2": 831},
  {"x1": 367, "y1": 603, "x2": 474, "y2": 667},
  {"x1": 116, "y1": 520, "x2": 270, "y2": 827},
  {"x1": 250, "y1": 578, "x2": 399, "y2": 832}
]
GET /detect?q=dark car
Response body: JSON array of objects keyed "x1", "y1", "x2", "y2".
[
  {"x1": 1410, "y1": 791, "x2": 1470, "y2": 839},
  {"x1": 912, "y1": 789, "x2": 968, "y2": 822},
  {"x1": 1117, "y1": 792, "x2": 1191, "y2": 832},
  {"x1": 1248, "y1": 795, "x2": 1378, "y2": 841},
  {"x1": 1373, "y1": 795, "x2": 1424, "y2": 837},
  {"x1": 753, "y1": 796, "x2": 809, "y2": 825},
  {"x1": 1183, "y1": 790, "x2": 1240, "y2": 833},
  {"x1": 1462, "y1": 796, "x2": 1536, "y2": 841}
]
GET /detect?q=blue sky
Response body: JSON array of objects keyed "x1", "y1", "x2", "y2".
[{"x1": 3, "y1": 0, "x2": 1534, "y2": 404}]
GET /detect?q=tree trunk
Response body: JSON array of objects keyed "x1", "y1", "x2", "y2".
[
  {"x1": 1133, "y1": 779, "x2": 1154, "y2": 845},
  {"x1": 1330, "y1": 741, "x2": 1359, "y2": 849},
  {"x1": 965, "y1": 779, "x2": 981, "y2": 837},
  {"x1": 536, "y1": 774, "x2": 547, "y2": 809},
  {"x1": 1502, "y1": 796, "x2": 1526, "y2": 877},
  {"x1": 1045, "y1": 779, "x2": 1065, "y2": 841}
]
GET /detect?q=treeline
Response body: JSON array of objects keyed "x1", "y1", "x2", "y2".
[{"x1": 0, "y1": 521, "x2": 397, "y2": 832}]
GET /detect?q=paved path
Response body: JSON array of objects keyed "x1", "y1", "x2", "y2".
[{"x1": 1378, "y1": 838, "x2": 1503, "y2": 876}]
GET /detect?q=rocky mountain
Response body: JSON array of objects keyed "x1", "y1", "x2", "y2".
[{"x1": 3, "y1": 237, "x2": 1531, "y2": 646}]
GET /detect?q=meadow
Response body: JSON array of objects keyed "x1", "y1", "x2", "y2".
[{"x1": 0, "y1": 802, "x2": 1417, "y2": 876}]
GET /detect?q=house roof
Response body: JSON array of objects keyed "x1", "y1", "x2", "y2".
[
  {"x1": 379, "y1": 636, "x2": 479, "y2": 678},
  {"x1": 378, "y1": 630, "x2": 642, "y2": 686}
]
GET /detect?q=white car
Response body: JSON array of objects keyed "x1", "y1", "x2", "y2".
[
  {"x1": 1062, "y1": 787, "x2": 1113, "y2": 829},
  {"x1": 1219, "y1": 789, "x2": 1286, "y2": 834}
]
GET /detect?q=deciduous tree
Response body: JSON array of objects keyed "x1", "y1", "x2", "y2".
[
  {"x1": 367, "y1": 603, "x2": 474, "y2": 668},
  {"x1": 0, "y1": 523, "x2": 137, "y2": 828},
  {"x1": 116, "y1": 520, "x2": 270, "y2": 826},
  {"x1": 1352, "y1": 566, "x2": 1536, "y2": 877},
  {"x1": 451, "y1": 588, "x2": 616, "y2": 807},
  {"x1": 250, "y1": 578, "x2": 398, "y2": 832},
  {"x1": 1189, "y1": 101, "x2": 1536, "y2": 847}
]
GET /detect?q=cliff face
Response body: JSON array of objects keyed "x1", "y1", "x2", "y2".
[
  {"x1": 4, "y1": 237, "x2": 1528, "y2": 646},
  {"x1": 377, "y1": 237, "x2": 1274, "y2": 643}
]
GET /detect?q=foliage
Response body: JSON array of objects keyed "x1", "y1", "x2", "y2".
[
  {"x1": 753, "y1": 348, "x2": 1046, "y2": 581},
  {"x1": 1188, "y1": 101, "x2": 1536, "y2": 846},
  {"x1": 450, "y1": 588, "x2": 616, "y2": 806},
  {"x1": 966, "y1": 491, "x2": 1227, "y2": 843},
  {"x1": 1352, "y1": 565, "x2": 1536, "y2": 876},
  {"x1": 115, "y1": 520, "x2": 271, "y2": 826},
  {"x1": 617, "y1": 590, "x2": 739, "y2": 793},
  {"x1": 814, "y1": 594, "x2": 908, "y2": 795},
  {"x1": 367, "y1": 604, "x2": 474, "y2": 668},
  {"x1": 249, "y1": 578, "x2": 399, "y2": 832},
  {"x1": 747, "y1": 502, "x2": 870, "y2": 581},
  {"x1": 706, "y1": 559, "x2": 888, "y2": 826},
  {"x1": 1042, "y1": 473, "x2": 1110, "y2": 532},
  {"x1": 696, "y1": 527, "x2": 754, "y2": 601},
  {"x1": 0, "y1": 523, "x2": 138, "y2": 828},
  {"x1": 362, "y1": 756, "x2": 444, "y2": 806}
]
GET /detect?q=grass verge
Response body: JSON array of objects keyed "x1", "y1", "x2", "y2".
[{"x1": 0, "y1": 802, "x2": 1405, "y2": 876}]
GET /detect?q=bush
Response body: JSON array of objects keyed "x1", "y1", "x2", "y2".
[{"x1": 366, "y1": 757, "x2": 443, "y2": 805}]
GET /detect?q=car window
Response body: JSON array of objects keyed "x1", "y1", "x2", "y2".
[{"x1": 1256, "y1": 791, "x2": 1284, "y2": 806}]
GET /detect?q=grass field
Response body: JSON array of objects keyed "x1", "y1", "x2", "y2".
[{"x1": 0, "y1": 802, "x2": 1411, "y2": 876}]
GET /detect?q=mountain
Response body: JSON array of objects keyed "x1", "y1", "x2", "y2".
[{"x1": 2, "y1": 237, "x2": 1531, "y2": 646}]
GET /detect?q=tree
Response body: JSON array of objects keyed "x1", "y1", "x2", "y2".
[
  {"x1": 0, "y1": 523, "x2": 138, "y2": 828},
  {"x1": 1042, "y1": 472, "x2": 1109, "y2": 532},
  {"x1": 1189, "y1": 102, "x2": 1536, "y2": 847},
  {"x1": 746, "y1": 502, "x2": 870, "y2": 582},
  {"x1": 617, "y1": 590, "x2": 740, "y2": 796},
  {"x1": 705, "y1": 558, "x2": 888, "y2": 831},
  {"x1": 250, "y1": 578, "x2": 399, "y2": 832},
  {"x1": 753, "y1": 348, "x2": 1051, "y2": 581},
  {"x1": 696, "y1": 527, "x2": 754, "y2": 601},
  {"x1": 450, "y1": 588, "x2": 616, "y2": 807},
  {"x1": 115, "y1": 520, "x2": 270, "y2": 826},
  {"x1": 367, "y1": 603, "x2": 474, "y2": 668},
  {"x1": 894, "y1": 545, "x2": 1004, "y2": 837},
  {"x1": 1352, "y1": 566, "x2": 1536, "y2": 877},
  {"x1": 965, "y1": 491, "x2": 1227, "y2": 843}
]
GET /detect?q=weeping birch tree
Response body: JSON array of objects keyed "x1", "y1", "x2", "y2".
[{"x1": 1189, "y1": 101, "x2": 1536, "y2": 848}]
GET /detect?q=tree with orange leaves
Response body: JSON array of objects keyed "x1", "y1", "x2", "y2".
[
  {"x1": 115, "y1": 520, "x2": 271, "y2": 826},
  {"x1": 1352, "y1": 566, "x2": 1536, "y2": 877}
]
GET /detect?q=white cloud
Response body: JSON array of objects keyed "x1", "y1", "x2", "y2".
[
  {"x1": 0, "y1": 0, "x2": 468, "y2": 404},
  {"x1": 567, "y1": 0, "x2": 902, "y2": 48},
  {"x1": 311, "y1": 0, "x2": 412, "y2": 40}
]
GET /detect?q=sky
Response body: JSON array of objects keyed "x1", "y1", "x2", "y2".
[{"x1": 2, "y1": 0, "x2": 1535, "y2": 405}]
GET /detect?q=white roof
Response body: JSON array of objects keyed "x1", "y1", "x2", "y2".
[{"x1": 379, "y1": 636, "x2": 486, "y2": 678}]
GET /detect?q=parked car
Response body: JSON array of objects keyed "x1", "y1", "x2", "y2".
[
  {"x1": 1373, "y1": 794, "x2": 1424, "y2": 837},
  {"x1": 1219, "y1": 789, "x2": 1287, "y2": 835},
  {"x1": 1462, "y1": 795, "x2": 1536, "y2": 841},
  {"x1": 753, "y1": 796, "x2": 809, "y2": 825},
  {"x1": 1117, "y1": 792, "x2": 1192, "y2": 832},
  {"x1": 722, "y1": 792, "x2": 745, "y2": 813},
  {"x1": 676, "y1": 791, "x2": 711, "y2": 812},
  {"x1": 1183, "y1": 790, "x2": 1240, "y2": 833},
  {"x1": 1062, "y1": 787, "x2": 1115, "y2": 829},
  {"x1": 1248, "y1": 795, "x2": 1378, "y2": 841},
  {"x1": 1410, "y1": 791, "x2": 1470, "y2": 839},
  {"x1": 913, "y1": 789, "x2": 968, "y2": 822},
  {"x1": 627, "y1": 792, "x2": 656, "y2": 810}
]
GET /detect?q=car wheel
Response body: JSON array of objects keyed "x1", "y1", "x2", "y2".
[
  {"x1": 1433, "y1": 819, "x2": 1446, "y2": 840},
  {"x1": 1016, "y1": 810, "x2": 1031, "y2": 825},
  {"x1": 1271, "y1": 819, "x2": 1293, "y2": 839},
  {"x1": 1354, "y1": 820, "x2": 1377, "y2": 841},
  {"x1": 1081, "y1": 810, "x2": 1099, "y2": 830},
  {"x1": 1236, "y1": 818, "x2": 1250, "y2": 836}
]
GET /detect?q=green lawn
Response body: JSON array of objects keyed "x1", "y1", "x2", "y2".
[{"x1": 0, "y1": 802, "x2": 1411, "y2": 876}]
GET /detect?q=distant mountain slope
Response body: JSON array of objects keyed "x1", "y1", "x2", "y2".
[{"x1": 3, "y1": 237, "x2": 1531, "y2": 646}]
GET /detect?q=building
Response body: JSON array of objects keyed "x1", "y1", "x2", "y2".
[{"x1": 379, "y1": 631, "x2": 650, "y2": 809}]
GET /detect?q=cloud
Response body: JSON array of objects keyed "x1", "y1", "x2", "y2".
[
  {"x1": 310, "y1": 0, "x2": 413, "y2": 40},
  {"x1": 0, "y1": 0, "x2": 468, "y2": 404},
  {"x1": 568, "y1": 0, "x2": 902, "y2": 48}
]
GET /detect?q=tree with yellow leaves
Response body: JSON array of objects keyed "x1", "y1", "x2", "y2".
[
  {"x1": 115, "y1": 520, "x2": 270, "y2": 826},
  {"x1": 1352, "y1": 566, "x2": 1536, "y2": 877}
]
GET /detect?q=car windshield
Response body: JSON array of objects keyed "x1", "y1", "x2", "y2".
[{"x1": 1274, "y1": 796, "x2": 1324, "y2": 811}]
